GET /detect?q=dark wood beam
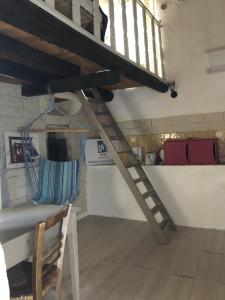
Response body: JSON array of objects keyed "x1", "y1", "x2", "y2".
[
  {"x1": 0, "y1": 74, "x2": 27, "y2": 85},
  {"x1": 0, "y1": 33, "x2": 80, "y2": 77},
  {"x1": 22, "y1": 70, "x2": 121, "y2": 97},
  {"x1": 0, "y1": 0, "x2": 168, "y2": 93},
  {"x1": 0, "y1": 57, "x2": 63, "y2": 83}
]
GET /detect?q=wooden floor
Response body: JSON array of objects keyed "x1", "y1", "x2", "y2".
[{"x1": 49, "y1": 215, "x2": 225, "y2": 299}]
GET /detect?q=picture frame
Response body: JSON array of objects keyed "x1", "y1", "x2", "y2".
[
  {"x1": 4, "y1": 132, "x2": 40, "y2": 169},
  {"x1": 85, "y1": 139, "x2": 119, "y2": 166}
]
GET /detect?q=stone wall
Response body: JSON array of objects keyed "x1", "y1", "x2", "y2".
[{"x1": 0, "y1": 82, "x2": 91, "y2": 214}]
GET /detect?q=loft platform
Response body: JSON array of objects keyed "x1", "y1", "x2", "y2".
[
  {"x1": 18, "y1": 128, "x2": 89, "y2": 133},
  {"x1": 0, "y1": 0, "x2": 168, "y2": 94}
]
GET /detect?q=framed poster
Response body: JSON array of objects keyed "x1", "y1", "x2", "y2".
[
  {"x1": 85, "y1": 139, "x2": 119, "y2": 166},
  {"x1": 4, "y1": 132, "x2": 40, "y2": 169}
]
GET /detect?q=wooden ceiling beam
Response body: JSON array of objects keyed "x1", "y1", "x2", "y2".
[
  {"x1": 22, "y1": 70, "x2": 121, "y2": 97},
  {"x1": 0, "y1": 0, "x2": 168, "y2": 93},
  {"x1": 0, "y1": 57, "x2": 63, "y2": 83},
  {"x1": 0, "y1": 33, "x2": 80, "y2": 77}
]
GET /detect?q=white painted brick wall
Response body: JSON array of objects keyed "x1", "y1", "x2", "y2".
[
  {"x1": 0, "y1": 83, "x2": 42, "y2": 207},
  {"x1": 0, "y1": 82, "x2": 88, "y2": 213}
]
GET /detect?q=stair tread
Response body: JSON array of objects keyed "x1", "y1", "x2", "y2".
[
  {"x1": 151, "y1": 205, "x2": 164, "y2": 215},
  {"x1": 109, "y1": 136, "x2": 123, "y2": 140},
  {"x1": 102, "y1": 124, "x2": 117, "y2": 129},
  {"x1": 95, "y1": 111, "x2": 110, "y2": 115},
  {"x1": 125, "y1": 162, "x2": 141, "y2": 168},
  {"x1": 118, "y1": 150, "x2": 133, "y2": 154},
  {"x1": 142, "y1": 191, "x2": 152, "y2": 199},
  {"x1": 133, "y1": 177, "x2": 147, "y2": 184}
]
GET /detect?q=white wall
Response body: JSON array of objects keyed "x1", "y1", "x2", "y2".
[
  {"x1": 87, "y1": 165, "x2": 225, "y2": 230},
  {"x1": 108, "y1": 0, "x2": 225, "y2": 121}
]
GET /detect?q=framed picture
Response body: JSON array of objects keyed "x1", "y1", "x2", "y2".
[
  {"x1": 85, "y1": 139, "x2": 119, "y2": 166},
  {"x1": 4, "y1": 132, "x2": 40, "y2": 169}
]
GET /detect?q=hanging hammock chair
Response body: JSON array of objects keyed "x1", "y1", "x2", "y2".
[{"x1": 20, "y1": 96, "x2": 87, "y2": 206}]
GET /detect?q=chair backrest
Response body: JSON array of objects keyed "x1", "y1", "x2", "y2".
[{"x1": 32, "y1": 204, "x2": 71, "y2": 300}]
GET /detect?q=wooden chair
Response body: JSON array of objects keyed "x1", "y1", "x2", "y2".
[{"x1": 7, "y1": 204, "x2": 72, "y2": 300}]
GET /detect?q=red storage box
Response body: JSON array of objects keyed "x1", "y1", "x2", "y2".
[
  {"x1": 164, "y1": 140, "x2": 189, "y2": 165},
  {"x1": 188, "y1": 139, "x2": 218, "y2": 165}
]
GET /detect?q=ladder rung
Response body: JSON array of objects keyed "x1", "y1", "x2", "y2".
[
  {"x1": 151, "y1": 205, "x2": 163, "y2": 215},
  {"x1": 109, "y1": 136, "x2": 123, "y2": 140},
  {"x1": 95, "y1": 111, "x2": 110, "y2": 116},
  {"x1": 125, "y1": 162, "x2": 141, "y2": 168},
  {"x1": 133, "y1": 177, "x2": 147, "y2": 184},
  {"x1": 142, "y1": 191, "x2": 151, "y2": 199},
  {"x1": 147, "y1": 190, "x2": 158, "y2": 198},
  {"x1": 102, "y1": 124, "x2": 117, "y2": 129},
  {"x1": 118, "y1": 150, "x2": 133, "y2": 154}
]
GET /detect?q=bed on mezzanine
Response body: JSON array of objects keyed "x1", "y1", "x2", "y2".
[{"x1": 0, "y1": 0, "x2": 168, "y2": 97}]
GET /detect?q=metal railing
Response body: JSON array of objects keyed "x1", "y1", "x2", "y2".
[{"x1": 41, "y1": 0, "x2": 165, "y2": 79}]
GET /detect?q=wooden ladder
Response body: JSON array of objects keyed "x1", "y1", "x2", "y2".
[{"x1": 77, "y1": 88, "x2": 176, "y2": 244}]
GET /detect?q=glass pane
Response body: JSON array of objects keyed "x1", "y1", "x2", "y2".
[
  {"x1": 114, "y1": 0, "x2": 125, "y2": 55},
  {"x1": 137, "y1": 2, "x2": 146, "y2": 68},
  {"x1": 146, "y1": 13, "x2": 155, "y2": 73},
  {"x1": 126, "y1": 0, "x2": 136, "y2": 62},
  {"x1": 99, "y1": 0, "x2": 111, "y2": 46},
  {"x1": 154, "y1": 22, "x2": 163, "y2": 77}
]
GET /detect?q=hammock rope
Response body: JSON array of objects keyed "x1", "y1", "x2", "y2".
[{"x1": 20, "y1": 99, "x2": 87, "y2": 205}]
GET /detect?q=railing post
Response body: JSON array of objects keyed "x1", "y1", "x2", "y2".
[
  {"x1": 151, "y1": 17, "x2": 158, "y2": 75},
  {"x1": 72, "y1": 0, "x2": 81, "y2": 26},
  {"x1": 142, "y1": 7, "x2": 150, "y2": 70},
  {"x1": 44, "y1": 0, "x2": 55, "y2": 9},
  {"x1": 109, "y1": 0, "x2": 116, "y2": 49},
  {"x1": 132, "y1": 0, "x2": 140, "y2": 64},
  {"x1": 122, "y1": 0, "x2": 129, "y2": 58},
  {"x1": 93, "y1": 0, "x2": 101, "y2": 40},
  {"x1": 158, "y1": 24, "x2": 165, "y2": 79}
]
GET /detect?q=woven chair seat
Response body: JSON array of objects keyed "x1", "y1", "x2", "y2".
[{"x1": 8, "y1": 261, "x2": 59, "y2": 299}]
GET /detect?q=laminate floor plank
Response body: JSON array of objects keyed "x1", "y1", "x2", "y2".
[
  {"x1": 189, "y1": 252, "x2": 224, "y2": 300},
  {"x1": 171, "y1": 227, "x2": 207, "y2": 278},
  {"x1": 78, "y1": 216, "x2": 130, "y2": 255},
  {"x1": 79, "y1": 218, "x2": 137, "y2": 271},
  {"x1": 106, "y1": 265, "x2": 151, "y2": 300},
  {"x1": 48, "y1": 216, "x2": 225, "y2": 300},
  {"x1": 82, "y1": 223, "x2": 152, "y2": 291},
  {"x1": 80, "y1": 221, "x2": 151, "y2": 296},
  {"x1": 203, "y1": 229, "x2": 225, "y2": 254},
  {"x1": 135, "y1": 274, "x2": 193, "y2": 300}
]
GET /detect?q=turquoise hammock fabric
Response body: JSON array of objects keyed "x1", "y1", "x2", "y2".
[
  {"x1": 33, "y1": 159, "x2": 81, "y2": 205},
  {"x1": 20, "y1": 100, "x2": 86, "y2": 205}
]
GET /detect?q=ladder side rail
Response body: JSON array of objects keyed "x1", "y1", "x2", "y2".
[
  {"x1": 90, "y1": 89, "x2": 135, "y2": 152},
  {"x1": 80, "y1": 89, "x2": 176, "y2": 231},
  {"x1": 77, "y1": 90, "x2": 170, "y2": 244},
  {"x1": 133, "y1": 165, "x2": 176, "y2": 227}
]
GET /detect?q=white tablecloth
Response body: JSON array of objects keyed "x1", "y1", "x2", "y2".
[{"x1": 0, "y1": 243, "x2": 9, "y2": 300}]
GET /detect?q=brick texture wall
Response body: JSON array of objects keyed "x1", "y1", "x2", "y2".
[
  {"x1": 118, "y1": 112, "x2": 225, "y2": 163},
  {"x1": 0, "y1": 82, "x2": 89, "y2": 214}
]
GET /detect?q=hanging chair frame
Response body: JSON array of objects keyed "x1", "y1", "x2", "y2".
[{"x1": 19, "y1": 91, "x2": 88, "y2": 205}]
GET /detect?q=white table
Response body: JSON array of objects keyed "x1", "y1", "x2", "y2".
[{"x1": 0, "y1": 204, "x2": 80, "y2": 300}]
